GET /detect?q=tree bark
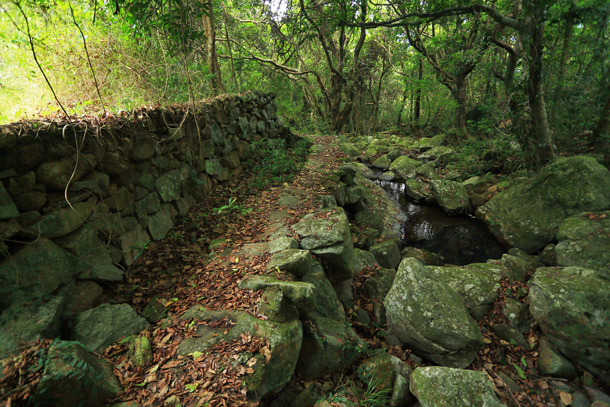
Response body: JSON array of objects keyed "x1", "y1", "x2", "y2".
[
  {"x1": 202, "y1": 0, "x2": 224, "y2": 94},
  {"x1": 526, "y1": 4, "x2": 555, "y2": 167},
  {"x1": 593, "y1": 80, "x2": 610, "y2": 141},
  {"x1": 414, "y1": 57, "x2": 422, "y2": 137}
]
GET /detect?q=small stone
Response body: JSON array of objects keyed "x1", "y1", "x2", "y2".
[{"x1": 129, "y1": 336, "x2": 153, "y2": 367}]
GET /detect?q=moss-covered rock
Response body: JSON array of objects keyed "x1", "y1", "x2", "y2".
[
  {"x1": 296, "y1": 312, "x2": 364, "y2": 380},
  {"x1": 370, "y1": 240, "x2": 401, "y2": 269},
  {"x1": 372, "y1": 154, "x2": 392, "y2": 170},
  {"x1": 302, "y1": 262, "x2": 346, "y2": 321},
  {"x1": 430, "y1": 179, "x2": 471, "y2": 215},
  {"x1": 32, "y1": 341, "x2": 122, "y2": 407},
  {"x1": 267, "y1": 249, "x2": 313, "y2": 278},
  {"x1": 129, "y1": 336, "x2": 153, "y2": 367},
  {"x1": 410, "y1": 366, "x2": 505, "y2": 407},
  {"x1": 389, "y1": 156, "x2": 421, "y2": 180},
  {"x1": 427, "y1": 263, "x2": 502, "y2": 320},
  {"x1": 178, "y1": 307, "x2": 302, "y2": 400},
  {"x1": 418, "y1": 146, "x2": 457, "y2": 165},
  {"x1": 477, "y1": 156, "x2": 610, "y2": 253},
  {"x1": 555, "y1": 211, "x2": 610, "y2": 278},
  {"x1": 405, "y1": 179, "x2": 430, "y2": 201},
  {"x1": 384, "y1": 258, "x2": 483, "y2": 367},
  {"x1": 528, "y1": 267, "x2": 610, "y2": 385},
  {"x1": 239, "y1": 275, "x2": 316, "y2": 315},
  {"x1": 292, "y1": 207, "x2": 356, "y2": 283}
]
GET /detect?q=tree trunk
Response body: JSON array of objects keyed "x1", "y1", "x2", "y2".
[
  {"x1": 593, "y1": 80, "x2": 610, "y2": 141},
  {"x1": 202, "y1": 0, "x2": 224, "y2": 94},
  {"x1": 414, "y1": 57, "x2": 422, "y2": 137},
  {"x1": 453, "y1": 74, "x2": 469, "y2": 136},
  {"x1": 526, "y1": 7, "x2": 555, "y2": 167}
]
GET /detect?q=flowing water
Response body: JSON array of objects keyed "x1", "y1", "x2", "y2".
[{"x1": 371, "y1": 173, "x2": 507, "y2": 265}]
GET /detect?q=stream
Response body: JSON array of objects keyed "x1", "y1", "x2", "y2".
[{"x1": 370, "y1": 171, "x2": 507, "y2": 265}]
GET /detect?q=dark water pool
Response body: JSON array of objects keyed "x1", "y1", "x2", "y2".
[{"x1": 371, "y1": 175, "x2": 506, "y2": 265}]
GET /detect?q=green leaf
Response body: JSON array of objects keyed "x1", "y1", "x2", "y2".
[
  {"x1": 188, "y1": 351, "x2": 204, "y2": 359},
  {"x1": 521, "y1": 356, "x2": 527, "y2": 368},
  {"x1": 513, "y1": 364, "x2": 526, "y2": 380},
  {"x1": 185, "y1": 383, "x2": 199, "y2": 392}
]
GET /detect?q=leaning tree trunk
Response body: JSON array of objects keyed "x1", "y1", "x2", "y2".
[
  {"x1": 526, "y1": 10, "x2": 555, "y2": 167},
  {"x1": 592, "y1": 80, "x2": 610, "y2": 142}
]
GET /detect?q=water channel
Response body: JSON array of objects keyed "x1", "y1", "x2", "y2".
[{"x1": 369, "y1": 171, "x2": 507, "y2": 266}]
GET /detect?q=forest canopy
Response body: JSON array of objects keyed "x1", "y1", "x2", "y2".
[{"x1": 1, "y1": 0, "x2": 609, "y2": 166}]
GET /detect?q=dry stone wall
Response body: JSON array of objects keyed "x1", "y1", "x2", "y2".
[{"x1": 0, "y1": 91, "x2": 287, "y2": 326}]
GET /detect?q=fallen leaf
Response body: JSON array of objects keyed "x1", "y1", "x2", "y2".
[{"x1": 559, "y1": 392, "x2": 573, "y2": 405}]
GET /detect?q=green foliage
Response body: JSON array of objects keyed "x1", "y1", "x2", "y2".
[
  {"x1": 132, "y1": 240, "x2": 150, "y2": 261},
  {"x1": 247, "y1": 137, "x2": 310, "y2": 190}
]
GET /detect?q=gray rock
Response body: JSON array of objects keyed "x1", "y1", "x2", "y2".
[
  {"x1": 538, "y1": 338, "x2": 577, "y2": 379},
  {"x1": 302, "y1": 263, "x2": 346, "y2": 321},
  {"x1": 155, "y1": 169, "x2": 182, "y2": 202},
  {"x1": 370, "y1": 239, "x2": 401, "y2": 269},
  {"x1": 354, "y1": 248, "x2": 379, "y2": 273},
  {"x1": 463, "y1": 176, "x2": 489, "y2": 194},
  {"x1": 0, "y1": 295, "x2": 66, "y2": 359},
  {"x1": 389, "y1": 156, "x2": 421, "y2": 180},
  {"x1": 355, "y1": 210, "x2": 385, "y2": 233},
  {"x1": 384, "y1": 258, "x2": 483, "y2": 367},
  {"x1": 135, "y1": 192, "x2": 162, "y2": 217},
  {"x1": 0, "y1": 238, "x2": 87, "y2": 307},
  {"x1": 70, "y1": 303, "x2": 150, "y2": 353},
  {"x1": 118, "y1": 224, "x2": 150, "y2": 265},
  {"x1": 372, "y1": 154, "x2": 392, "y2": 170},
  {"x1": 268, "y1": 236, "x2": 299, "y2": 253},
  {"x1": 29, "y1": 197, "x2": 97, "y2": 238},
  {"x1": 292, "y1": 207, "x2": 356, "y2": 283},
  {"x1": 427, "y1": 263, "x2": 502, "y2": 320},
  {"x1": 104, "y1": 187, "x2": 134, "y2": 212},
  {"x1": 405, "y1": 178, "x2": 430, "y2": 201},
  {"x1": 364, "y1": 267, "x2": 396, "y2": 325},
  {"x1": 0, "y1": 181, "x2": 19, "y2": 220},
  {"x1": 132, "y1": 131, "x2": 157, "y2": 160},
  {"x1": 32, "y1": 341, "x2": 122, "y2": 407},
  {"x1": 418, "y1": 146, "x2": 457, "y2": 165},
  {"x1": 491, "y1": 324, "x2": 528, "y2": 348},
  {"x1": 36, "y1": 154, "x2": 96, "y2": 190},
  {"x1": 178, "y1": 307, "x2": 302, "y2": 400},
  {"x1": 64, "y1": 280, "x2": 104, "y2": 317},
  {"x1": 57, "y1": 225, "x2": 123, "y2": 281},
  {"x1": 556, "y1": 211, "x2": 610, "y2": 278},
  {"x1": 529, "y1": 267, "x2": 610, "y2": 385},
  {"x1": 239, "y1": 275, "x2": 316, "y2": 315},
  {"x1": 11, "y1": 191, "x2": 47, "y2": 212},
  {"x1": 410, "y1": 366, "x2": 506, "y2": 407},
  {"x1": 417, "y1": 134, "x2": 446, "y2": 151},
  {"x1": 267, "y1": 249, "x2": 313, "y2": 278},
  {"x1": 430, "y1": 179, "x2": 471, "y2": 215},
  {"x1": 147, "y1": 205, "x2": 174, "y2": 240},
  {"x1": 296, "y1": 312, "x2": 364, "y2": 380},
  {"x1": 501, "y1": 298, "x2": 531, "y2": 332},
  {"x1": 477, "y1": 156, "x2": 610, "y2": 253}
]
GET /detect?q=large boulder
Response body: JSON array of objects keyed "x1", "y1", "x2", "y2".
[
  {"x1": 370, "y1": 239, "x2": 401, "y2": 269},
  {"x1": 239, "y1": 275, "x2": 316, "y2": 315},
  {"x1": 555, "y1": 211, "x2": 610, "y2": 278},
  {"x1": 28, "y1": 197, "x2": 97, "y2": 238},
  {"x1": 70, "y1": 303, "x2": 150, "y2": 353},
  {"x1": 178, "y1": 307, "x2": 302, "y2": 400},
  {"x1": 528, "y1": 267, "x2": 610, "y2": 385},
  {"x1": 291, "y1": 207, "x2": 356, "y2": 283},
  {"x1": 389, "y1": 156, "x2": 421, "y2": 180},
  {"x1": 296, "y1": 312, "x2": 364, "y2": 380},
  {"x1": 477, "y1": 156, "x2": 610, "y2": 253},
  {"x1": 57, "y1": 225, "x2": 123, "y2": 281},
  {"x1": 32, "y1": 341, "x2": 122, "y2": 407},
  {"x1": 0, "y1": 238, "x2": 88, "y2": 307},
  {"x1": 430, "y1": 180, "x2": 471, "y2": 215},
  {"x1": 384, "y1": 258, "x2": 483, "y2": 367},
  {"x1": 0, "y1": 295, "x2": 66, "y2": 359},
  {"x1": 410, "y1": 366, "x2": 505, "y2": 407},
  {"x1": 302, "y1": 262, "x2": 346, "y2": 321},
  {"x1": 427, "y1": 263, "x2": 503, "y2": 320}
]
